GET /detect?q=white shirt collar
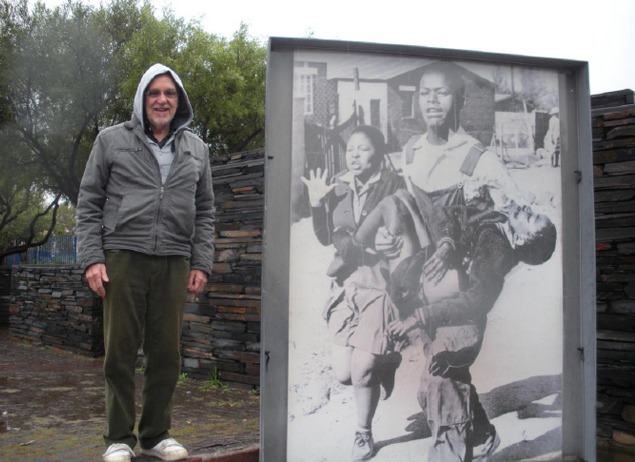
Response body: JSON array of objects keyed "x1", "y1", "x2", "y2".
[
  {"x1": 412, "y1": 127, "x2": 471, "y2": 153},
  {"x1": 338, "y1": 169, "x2": 382, "y2": 190}
]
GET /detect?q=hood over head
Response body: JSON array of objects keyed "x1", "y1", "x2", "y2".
[{"x1": 133, "y1": 63, "x2": 193, "y2": 133}]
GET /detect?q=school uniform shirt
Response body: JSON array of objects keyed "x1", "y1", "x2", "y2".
[{"x1": 401, "y1": 127, "x2": 531, "y2": 213}]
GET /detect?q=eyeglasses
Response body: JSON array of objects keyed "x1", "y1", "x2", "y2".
[{"x1": 145, "y1": 89, "x2": 179, "y2": 99}]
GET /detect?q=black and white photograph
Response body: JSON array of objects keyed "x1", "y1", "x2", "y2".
[{"x1": 283, "y1": 49, "x2": 564, "y2": 462}]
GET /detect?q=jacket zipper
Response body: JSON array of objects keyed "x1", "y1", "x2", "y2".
[
  {"x1": 151, "y1": 136, "x2": 180, "y2": 253},
  {"x1": 153, "y1": 185, "x2": 165, "y2": 252},
  {"x1": 147, "y1": 142, "x2": 166, "y2": 253}
]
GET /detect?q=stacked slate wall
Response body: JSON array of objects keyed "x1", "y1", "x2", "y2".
[
  {"x1": 179, "y1": 149, "x2": 264, "y2": 386},
  {"x1": 592, "y1": 89, "x2": 635, "y2": 448},
  {"x1": 9, "y1": 266, "x2": 103, "y2": 356},
  {"x1": 0, "y1": 268, "x2": 11, "y2": 326}
]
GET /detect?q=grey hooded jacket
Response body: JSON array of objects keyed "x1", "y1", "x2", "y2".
[{"x1": 76, "y1": 63, "x2": 215, "y2": 275}]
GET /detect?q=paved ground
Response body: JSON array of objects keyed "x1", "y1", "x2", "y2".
[
  {"x1": 3, "y1": 326, "x2": 635, "y2": 462},
  {"x1": 0, "y1": 327, "x2": 259, "y2": 462}
]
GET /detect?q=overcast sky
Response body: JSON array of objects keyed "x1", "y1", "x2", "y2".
[{"x1": 42, "y1": 0, "x2": 634, "y2": 95}]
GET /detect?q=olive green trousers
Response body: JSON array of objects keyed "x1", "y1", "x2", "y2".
[{"x1": 102, "y1": 250, "x2": 189, "y2": 450}]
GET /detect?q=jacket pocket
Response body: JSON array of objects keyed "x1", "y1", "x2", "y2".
[
  {"x1": 119, "y1": 190, "x2": 156, "y2": 229},
  {"x1": 104, "y1": 188, "x2": 157, "y2": 239},
  {"x1": 168, "y1": 152, "x2": 201, "y2": 192},
  {"x1": 162, "y1": 188, "x2": 196, "y2": 241},
  {"x1": 160, "y1": 152, "x2": 201, "y2": 241},
  {"x1": 102, "y1": 196, "x2": 121, "y2": 233}
]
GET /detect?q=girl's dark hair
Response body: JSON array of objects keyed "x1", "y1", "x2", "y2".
[{"x1": 349, "y1": 125, "x2": 387, "y2": 158}]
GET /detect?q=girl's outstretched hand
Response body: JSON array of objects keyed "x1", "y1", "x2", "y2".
[{"x1": 301, "y1": 168, "x2": 336, "y2": 207}]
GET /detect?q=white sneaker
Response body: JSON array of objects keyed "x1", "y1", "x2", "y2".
[
  {"x1": 141, "y1": 438, "x2": 188, "y2": 461},
  {"x1": 103, "y1": 443, "x2": 135, "y2": 462}
]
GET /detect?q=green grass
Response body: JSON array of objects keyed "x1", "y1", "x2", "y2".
[
  {"x1": 200, "y1": 369, "x2": 227, "y2": 392},
  {"x1": 177, "y1": 372, "x2": 189, "y2": 385}
]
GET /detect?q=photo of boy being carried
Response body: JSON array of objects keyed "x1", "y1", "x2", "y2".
[{"x1": 332, "y1": 178, "x2": 557, "y2": 461}]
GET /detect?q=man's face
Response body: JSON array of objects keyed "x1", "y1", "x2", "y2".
[
  {"x1": 509, "y1": 205, "x2": 551, "y2": 243},
  {"x1": 144, "y1": 74, "x2": 179, "y2": 133},
  {"x1": 419, "y1": 71, "x2": 455, "y2": 130}
]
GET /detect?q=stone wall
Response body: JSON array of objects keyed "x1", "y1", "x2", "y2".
[
  {"x1": 0, "y1": 268, "x2": 11, "y2": 326},
  {"x1": 9, "y1": 265, "x2": 104, "y2": 356},
  {"x1": 592, "y1": 89, "x2": 635, "y2": 448},
  {"x1": 179, "y1": 148, "x2": 264, "y2": 386}
]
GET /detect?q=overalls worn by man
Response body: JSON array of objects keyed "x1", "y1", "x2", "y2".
[{"x1": 76, "y1": 63, "x2": 215, "y2": 462}]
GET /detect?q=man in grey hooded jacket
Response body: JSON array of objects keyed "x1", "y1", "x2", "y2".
[{"x1": 77, "y1": 63, "x2": 215, "y2": 462}]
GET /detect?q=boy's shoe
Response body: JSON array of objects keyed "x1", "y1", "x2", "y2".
[
  {"x1": 352, "y1": 430, "x2": 374, "y2": 461},
  {"x1": 141, "y1": 438, "x2": 188, "y2": 461},
  {"x1": 103, "y1": 443, "x2": 135, "y2": 462},
  {"x1": 472, "y1": 425, "x2": 501, "y2": 462}
]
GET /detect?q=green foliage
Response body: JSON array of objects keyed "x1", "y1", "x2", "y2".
[
  {"x1": 0, "y1": 122, "x2": 60, "y2": 257},
  {"x1": 113, "y1": 12, "x2": 267, "y2": 155},
  {"x1": 183, "y1": 23, "x2": 266, "y2": 154},
  {"x1": 0, "y1": 186, "x2": 51, "y2": 253},
  {"x1": 52, "y1": 201, "x2": 76, "y2": 235},
  {"x1": 2, "y1": 0, "x2": 121, "y2": 203},
  {"x1": 1, "y1": 0, "x2": 266, "y2": 201},
  {"x1": 0, "y1": 0, "x2": 266, "y2": 255}
]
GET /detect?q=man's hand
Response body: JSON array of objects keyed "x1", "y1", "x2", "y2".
[
  {"x1": 85, "y1": 263, "x2": 109, "y2": 298},
  {"x1": 187, "y1": 269, "x2": 208, "y2": 295},
  {"x1": 388, "y1": 315, "x2": 419, "y2": 339},
  {"x1": 428, "y1": 351, "x2": 454, "y2": 377},
  {"x1": 374, "y1": 226, "x2": 403, "y2": 259}
]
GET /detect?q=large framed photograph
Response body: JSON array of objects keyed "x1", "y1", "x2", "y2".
[{"x1": 261, "y1": 38, "x2": 595, "y2": 462}]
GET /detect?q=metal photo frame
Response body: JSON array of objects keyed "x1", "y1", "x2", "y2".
[{"x1": 261, "y1": 37, "x2": 595, "y2": 462}]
